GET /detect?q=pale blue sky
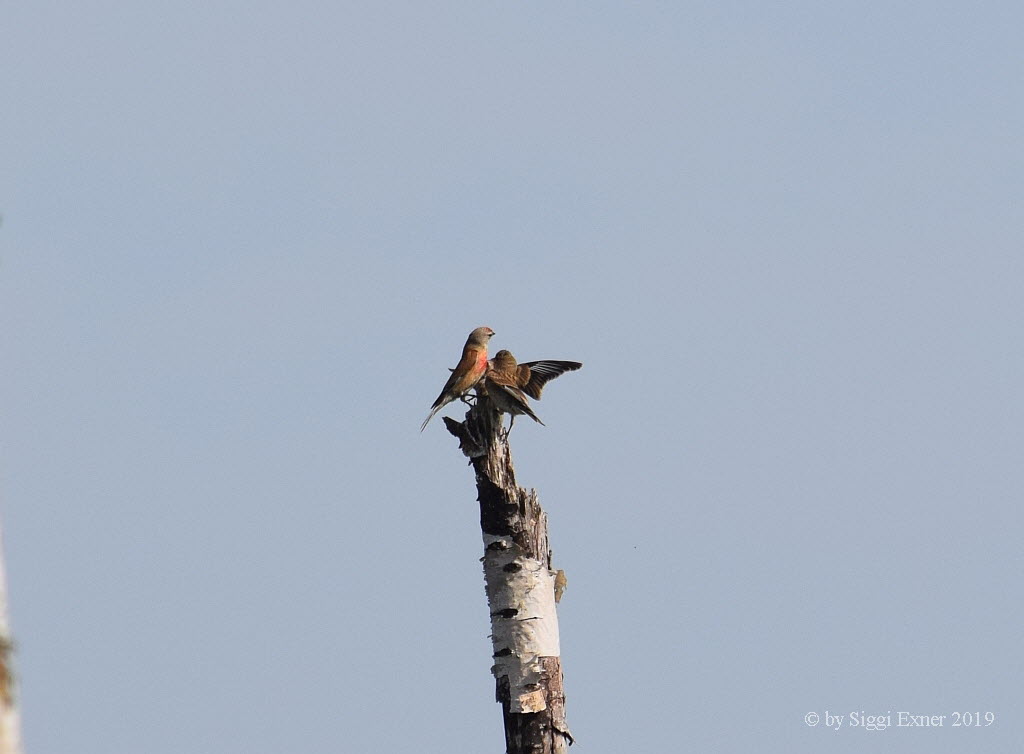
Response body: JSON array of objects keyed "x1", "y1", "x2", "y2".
[{"x1": 2, "y1": 2, "x2": 1022, "y2": 752}]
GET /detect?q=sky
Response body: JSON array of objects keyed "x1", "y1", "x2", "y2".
[{"x1": 2, "y1": 2, "x2": 1022, "y2": 752}]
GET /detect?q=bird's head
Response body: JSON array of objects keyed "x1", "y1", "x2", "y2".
[
  {"x1": 468, "y1": 326, "x2": 495, "y2": 345},
  {"x1": 492, "y1": 349, "x2": 517, "y2": 369}
]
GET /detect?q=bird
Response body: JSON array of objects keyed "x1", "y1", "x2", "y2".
[
  {"x1": 486, "y1": 350, "x2": 583, "y2": 400},
  {"x1": 484, "y1": 350, "x2": 545, "y2": 429},
  {"x1": 421, "y1": 326, "x2": 495, "y2": 431}
]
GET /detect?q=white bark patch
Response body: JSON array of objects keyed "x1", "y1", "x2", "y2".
[{"x1": 482, "y1": 535, "x2": 561, "y2": 714}]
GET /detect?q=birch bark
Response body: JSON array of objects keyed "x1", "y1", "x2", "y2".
[{"x1": 444, "y1": 397, "x2": 573, "y2": 753}]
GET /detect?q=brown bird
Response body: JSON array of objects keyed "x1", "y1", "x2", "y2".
[
  {"x1": 421, "y1": 326, "x2": 495, "y2": 431},
  {"x1": 485, "y1": 350, "x2": 544, "y2": 429},
  {"x1": 487, "y1": 350, "x2": 583, "y2": 400}
]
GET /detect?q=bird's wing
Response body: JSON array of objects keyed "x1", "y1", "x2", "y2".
[{"x1": 520, "y1": 360, "x2": 582, "y2": 399}]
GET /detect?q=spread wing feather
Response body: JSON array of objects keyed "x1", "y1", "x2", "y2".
[{"x1": 520, "y1": 360, "x2": 582, "y2": 399}]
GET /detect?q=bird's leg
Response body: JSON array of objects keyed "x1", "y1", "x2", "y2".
[{"x1": 501, "y1": 414, "x2": 515, "y2": 440}]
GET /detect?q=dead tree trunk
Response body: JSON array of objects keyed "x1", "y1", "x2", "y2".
[
  {"x1": 0, "y1": 528, "x2": 22, "y2": 754},
  {"x1": 444, "y1": 395, "x2": 573, "y2": 754}
]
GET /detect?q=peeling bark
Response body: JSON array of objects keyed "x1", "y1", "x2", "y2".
[{"x1": 444, "y1": 395, "x2": 573, "y2": 753}]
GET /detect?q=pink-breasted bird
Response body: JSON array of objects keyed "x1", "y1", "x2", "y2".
[
  {"x1": 484, "y1": 350, "x2": 545, "y2": 429},
  {"x1": 420, "y1": 326, "x2": 495, "y2": 431}
]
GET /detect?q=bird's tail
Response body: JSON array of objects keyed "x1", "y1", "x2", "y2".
[
  {"x1": 420, "y1": 406, "x2": 442, "y2": 432},
  {"x1": 497, "y1": 385, "x2": 545, "y2": 426}
]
